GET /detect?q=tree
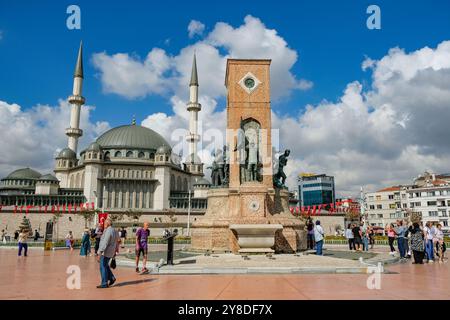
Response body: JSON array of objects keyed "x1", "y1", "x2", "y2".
[{"x1": 80, "y1": 210, "x2": 97, "y2": 228}]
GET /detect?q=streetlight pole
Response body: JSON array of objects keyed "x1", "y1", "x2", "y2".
[{"x1": 187, "y1": 189, "x2": 191, "y2": 236}]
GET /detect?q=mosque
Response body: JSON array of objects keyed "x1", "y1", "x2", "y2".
[{"x1": 0, "y1": 43, "x2": 210, "y2": 236}]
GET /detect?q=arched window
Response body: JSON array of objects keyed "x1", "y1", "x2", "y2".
[
  {"x1": 150, "y1": 153, "x2": 155, "y2": 160},
  {"x1": 138, "y1": 152, "x2": 145, "y2": 158},
  {"x1": 170, "y1": 174, "x2": 175, "y2": 191},
  {"x1": 183, "y1": 178, "x2": 188, "y2": 191},
  {"x1": 177, "y1": 176, "x2": 182, "y2": 191},
  {"x1": 104, "y1": 152, "x2": 110, "y2": 161},
  {"x1": 114, "y1": 151, "x2": 122, "y2": 158},
  {"x1": 126, "y1": 151, "x2": 133, "y2": 158}
]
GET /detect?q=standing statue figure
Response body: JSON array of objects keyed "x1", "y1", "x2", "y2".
[
  {"x1": 247, "y1": 141, "x2": 258, "y2": 181},
  {"x1": 273, "y1": 149, "x2": 290, "y2": 188},
  {"x1": 222, "y1": 145, "x2": 230, "y2": 186},
  {"x1": 215, "y1": 148, "x2": 225, "y2": 185},
  {"x1": 207, "y1": 160, "x2": 221, "y2": 187}
]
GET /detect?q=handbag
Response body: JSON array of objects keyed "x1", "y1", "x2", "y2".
[{"x1": 110, "y1": 258, "x2": 117, "y2": 269}]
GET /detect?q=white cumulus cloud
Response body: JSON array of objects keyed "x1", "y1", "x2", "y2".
[
  {"x1": 188, "y1": 20, "x2": 205, "y2": 38},
  {"x1": 0, "y1": 100, "x2": 109, "y2": 178}
]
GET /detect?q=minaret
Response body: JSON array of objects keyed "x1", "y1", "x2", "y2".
[
  {"x1": 65, "y1": 41, "x2": 85, "y2": 154},
  {"x1": 185, "y1": 54, "x2": 203, "y2": 175}
]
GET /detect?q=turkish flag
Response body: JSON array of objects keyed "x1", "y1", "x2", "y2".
[{"x1": 98, "y1": 213, "x2": 108, "y2": 227}]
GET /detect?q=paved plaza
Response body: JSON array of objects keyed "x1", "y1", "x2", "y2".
[{"x1": 1, "y1": 247, "x2": 449, "y2": 300}]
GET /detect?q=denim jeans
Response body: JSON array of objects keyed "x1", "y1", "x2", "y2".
[
  {"x1": 18, "y1": 243, "x2": 28, "y2": 256},
  {"x1": 316, "y1": 240, "x2": 323, "y2": 255},
  {"x1": 100, "y1": 256, "x2": 115, "y2": 286},
  {"x1": 307, "y1": 234, "x2": 315, "y2": 250},
  {"x1": 362, "y1": 237, "x2": 369, "y2": 251},
  {"x1": 425, "y1": 239, "x2": 434, "y2": 261},
  {"x1": 398, "y1": 237, "x2": 406, "y2": 258}
]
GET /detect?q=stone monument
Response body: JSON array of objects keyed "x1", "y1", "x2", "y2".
[{"x1": 191, "y1": 59, "x2": 306, "y2": 253}]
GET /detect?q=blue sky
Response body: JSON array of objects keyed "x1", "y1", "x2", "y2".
[
  {"x1": 1, "y1": 0, "x2": 449, "y2": 126},
  {"x1": 1, "y1": 0, "x2": 450, "y2": 195}
]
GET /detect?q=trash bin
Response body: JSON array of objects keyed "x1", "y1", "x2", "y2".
[{"x1": 162, "y1": 229, "x2": 178, "y2": 265}]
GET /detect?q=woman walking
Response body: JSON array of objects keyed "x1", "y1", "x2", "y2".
[
  {"x1": 18, "y1": 228, "x2": 28, "y2": 257},
  {"x1": 387, "y1": 223, "x2": 397, "y2": 255},
  {"x1": 409, "y1": 222, "x2": 425, "y2": 264},
  {"x1": 65, "y1": 231, "x2": 74, "y2": 251},
  {"x1": 80, "y1": 229, "x2": 91, "y2": 257}
]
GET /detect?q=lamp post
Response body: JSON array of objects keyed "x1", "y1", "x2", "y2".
[{"x1": 93, "y1": 191, "x2": 99, "y2": 228}]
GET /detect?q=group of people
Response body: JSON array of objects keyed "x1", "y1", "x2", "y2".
[
  {"x1": 306, "y1": 218, "x2": 325, "y2": 255},
  {"x1": 345, "y1": 223, "x2": 375, "y2": 251},
  {"x1": 73, "y1": 220, "x2": 151, "y2": 288},
  {"x1": 387, "y1": 220, "x2": 446, "y2": 264},
  {"x1": 0, "y1": 228, "x2": 31, "y2": 257}
]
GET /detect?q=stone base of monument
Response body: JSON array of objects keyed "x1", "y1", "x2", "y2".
[
  {"x1": 191, "y1": 186, "x2": 307, "y2": 254},
  {"x1": 229, "y1": 224, "x2": 283, "y2": 254}
]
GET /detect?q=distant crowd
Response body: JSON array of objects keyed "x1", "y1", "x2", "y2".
[{"x1": 305, "y1": 218, "x2": 447, "y2": 263}]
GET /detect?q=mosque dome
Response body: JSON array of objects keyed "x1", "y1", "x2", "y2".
[
  {"x1": 95, "y1": 124, "x2": 169, "y2": 151},
  {"x1": 5, "y1": 168, "x2": 42, "y2": 180},
  {"x1": 193, "y1": 177, "x2": 211, "y2": 187},
  {"x1": 156, "y1": 145, "x2": 172, "y2": 154},
  {"x1": 86, "y1": 142, "x2": 102, "y2": 152},
  {"x1": 38, "y1": 174, "x2": 59, "y2": 182},
  {"x1": 57, "y1": 148, "x2": 77, "y2": 159}
]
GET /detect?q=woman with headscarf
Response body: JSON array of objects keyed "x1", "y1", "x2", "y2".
[
  {"x1": 409, "y1": 222, "x2": 425, "y2": 264},
  {"x1": 80, "y1": 228, "x2": 91, "y2": 257}
]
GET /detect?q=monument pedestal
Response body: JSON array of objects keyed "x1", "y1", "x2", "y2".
[{"x1": 191, "y1": 186, "x2": 307, "y2": 254}]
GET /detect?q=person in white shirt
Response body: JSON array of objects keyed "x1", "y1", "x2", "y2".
[
  {"x1": 314, "y1": 220, "x2": 324, "y2": 256},
  {"x1": 345, "y1": 224, "x2": 355, "y2": 251},
  {"x1": 423, "y1": 222, "x2": 435, "y2": 262}
]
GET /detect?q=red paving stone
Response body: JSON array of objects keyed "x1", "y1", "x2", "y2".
[{"x1": 0, "y1": 248, "x2": 449, "y2": 300}]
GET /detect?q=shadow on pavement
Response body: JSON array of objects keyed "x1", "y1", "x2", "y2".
[{"x1": 113, "y1": 278, "x2": 157, "y2": 287}]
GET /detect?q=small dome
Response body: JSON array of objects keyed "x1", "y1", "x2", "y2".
[
  {"x1": 157, "y1": 145, "x2": 172, "y2": 154},
  {"x1": 5, "y1": 168, "x2": 42, "y2": 180},
  {"x1": 38, "y1": 174, "x2": 59, "y2": 182},
  {"x1": 87, "y1": 142, "x2": 102, "y2": 152},
  {"x1": 57, "y1": 148, "x2": 76, "y2": 159},
  {"x1": 193, "y1": 177, "x2": 211, "y2": 186}
]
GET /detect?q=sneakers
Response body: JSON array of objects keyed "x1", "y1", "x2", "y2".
[
  {"x1": 109, "y1": 278, "x2": 116, "y2": 287},
  {"x1": 135, "y1": 267, "x2": 140, "y2": 273},
  {"x1": 96, "y1": 285, "x2": 108, "y2": 289}
]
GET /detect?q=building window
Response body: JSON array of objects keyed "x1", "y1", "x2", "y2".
[
  {"x1": 429, "y1": 211, "x2": 438, "y2": 217},
  {"x1": 389, "y1": 204, "x2": 396, "y2": 209},
  {"x1": 376, "y1": 195, "x2": 381, "y2": 201},
  {"x1": 443, "y1": 221, "x2": 448, "y2": 227},
  {"x1": 104, "y1": 152, "x2": 110, "y2": 161},
  {"x1": 377, "y1": 205, "x2": 382, "y2": 209},
  {"x1": 427, "y1": 201, "x2": 437, "y2": 206},
  {"x1": 369, "y1": 196, "x2": 374, "y2": 201},
  {"x1": 388, "y1": 195, "x2": 394, "y2": 200},
  {"x1": 150, "y1": 153, "x2": 155, "y2": 160},
  {"x1": 114, "y1": 151, "x2": 122, "y2": 157},
  {"x1": 126, "y1": 151, "x2": 133, "y2": 158},
  {"x1": 138, "y1": 152, "x2": 145, "y2": 158}
]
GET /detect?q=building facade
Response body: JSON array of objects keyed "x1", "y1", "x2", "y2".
[
  {"x1": 365, "y1": 172, "x2": 450, "y2": 234},
  {"x1": 297, "y1": 173, "x2": 335, "y2": 207},
  {"x1": 0, "y1": 44, "x2": 209, "y2": 238}
]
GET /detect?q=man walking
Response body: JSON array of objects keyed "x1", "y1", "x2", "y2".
[
  {"x1": 97, "y1": 218, "x2": 119, "y2": 288},
  {"x1": 135, "y1": 222, "x2": 150, "y2": 274}
]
